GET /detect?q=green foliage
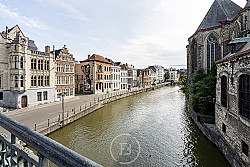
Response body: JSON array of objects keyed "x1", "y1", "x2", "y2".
[
  {"x1": 190, "y1": 63, "x2": 217, "y2": 115},
  {"x1": 192, "y1": 68, "x2": 206, "y2": 83},
  {"x1": 164, "y1": 72, "x2": 170, "y2": 81},
  {"x1": 180, "y1": 75, "x2": 189, "y2": 98}
]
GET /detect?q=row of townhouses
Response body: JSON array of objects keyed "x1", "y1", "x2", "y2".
[
  {"x1": 75, "y1": 54, "x2": 165, "y2": 94},
  {"x1": 0, "y1": 25, "x2": 165, "y2": 109}
]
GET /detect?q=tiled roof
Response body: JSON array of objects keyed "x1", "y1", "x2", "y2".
[
  {"x1": 81, "y1": 54, "x2": 111, "y2": 64},
  {"x1": 197, "y1": 0, "x2": 242, "y2": 31}
]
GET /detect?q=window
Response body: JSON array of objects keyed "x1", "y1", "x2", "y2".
[
  {"x1": 45, "y1": 76, "x2": 49, "y2": 86},
  {"x1": 222, "y1": 123, "x2": 226, "y2": 133},
  {"x1": 37, "y1": 92, "x2": 42, "y2": 101},
  {"x1": 20, "y1": 57, "x2": 24, "y2": 69},
  {"x1": 207, "y1": 35, "x2": 218, "y2": 72},
  {"x1": 38, "y1": 76, "x2": 43, "y2": 86},
  {"x1": 221, "y1": 76, "x2": 227, "y2": 107},
  {"x1": 0, "y1": 92, "x2": 3, "y2": 100},
  {"x1": 15, "y1": 76, "x2": 18, "y2": 87},
  {"x1": 45, "y1": 61, "x2": 49, "y2": 70},
  {"x1": 15, "y1": 56, "x2": 18, "y2": 69},
  {"x1": 41, "y1": 76, "x2": 43, "y2": 86},
  {"x1": 242, "y1": 141, "x2": 249, "y2": 157},
  {"x1": 31, "y1": 59, "x2": 36, "y2": 69},
  {"x1": 20, "y1": 76, "x2": 24, "y2": 87},
  {"x1": 38, "y1": 60, "x2": 41, "y2": 70},
  {"x1": 239, "y1": 74, "x2": 250, "y2": 119},
  {"x1": 38, "y1": 60, "x2": 43, "y2": 70},
  {"x1": 43, "y1": 91, "x2": 48, "y2": 100}
]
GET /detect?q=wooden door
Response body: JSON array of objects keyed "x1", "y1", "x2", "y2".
[{"x1": 21, "y1": 96, "x2": 27, "y2": 108}]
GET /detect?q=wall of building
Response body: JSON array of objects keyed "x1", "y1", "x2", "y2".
[{"x1": 216, "y1": 54, "x2": 250, "y2": 165}]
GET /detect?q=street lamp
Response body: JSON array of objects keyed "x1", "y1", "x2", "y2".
[{"x1": 59, "y1": 92, "x2": 66, "y2": 127}]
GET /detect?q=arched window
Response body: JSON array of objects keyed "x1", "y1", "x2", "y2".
[
  {"x1": 20, "y1": 57, "x2": 24, "y2": 69},
  {"x1": 207, "y1": 35, "x2": 218, "y2": 72},
  {"x1": 239, "y1": 74, "x2": 250, "y2": 119},
  {"x1": 221, "y1": 76, "x2": 227, "y2": 107},
  {"x1": 20, "y1": 76, "x2": 24, "y2": 87},
  {"x1": 15, "y1": 76, "x2": 18, "y2": 87}
]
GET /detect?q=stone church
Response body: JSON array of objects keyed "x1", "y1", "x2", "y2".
[{"x1": 187, "y1": 0, "x2": 249, "y2": 166}]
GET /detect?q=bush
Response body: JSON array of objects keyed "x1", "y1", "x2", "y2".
[{"x1": 190, "y1": 63, "x2": 217, "y2": 115}]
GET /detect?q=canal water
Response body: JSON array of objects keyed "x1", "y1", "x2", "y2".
[{"x1": 48, "y1": 86, "x2": 230, "y2": 167}]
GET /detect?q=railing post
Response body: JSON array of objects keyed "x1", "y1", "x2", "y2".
[
  {"x1": 80, "y1": 106, "x2": 81, "y2": 111},
  {"x1": 38, "y1": 153, "x2": 49, "y2": 167},
  {"x1": 34, "y1": 124, "x2": 37, "y2": 131},
  {"x1": 10, "y1": 134, "x2": 17, "y2": 166},
  {"x1": 48, "y1": 119, "x2": 50, "y2": 127}
]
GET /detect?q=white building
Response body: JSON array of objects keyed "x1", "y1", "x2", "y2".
[
  {"x1": 120, "y1": 69, "x2": 128, "y2": 90},
  {"x1": 155, "y1": 65, "x2": 164, "y2": 83},
  {"x1": 0, "y1": 25, "x2": 56, "y2": 109},
  {"x1": 169, "y1": 68, "x2": 178, "y2": 82},
  {"x1": 111, "y1": 64, "x2": 121, "y2": 91}
]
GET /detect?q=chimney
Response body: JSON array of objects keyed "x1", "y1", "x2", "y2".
[
  {"x1": 88, "y1": 55, "x2": 90, "y2": 59},
  {"x1": 45, "y1": 46, "x2": 50, "y2": 53}
]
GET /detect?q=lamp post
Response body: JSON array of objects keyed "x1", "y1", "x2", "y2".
[{"x1": 61, "y1": 92, "x2": 66, "y2": 127}]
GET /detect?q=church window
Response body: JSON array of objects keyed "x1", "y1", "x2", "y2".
[
  {"x1": 221, "y1": 76, "x2": 227, "y2": 107},
  {"x1": 207, "y1": 35, "x2": 218, "y2": 72},
  {"x1": 239, "y1": 74, "x2": 250, "y2": 119}
]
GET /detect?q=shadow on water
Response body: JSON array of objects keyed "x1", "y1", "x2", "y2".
[{"x1": 48, "y1": 86, "x2": 231, "y2": 167}]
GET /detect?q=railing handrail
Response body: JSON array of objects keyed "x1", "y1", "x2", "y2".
[{"x1": 0, "y1": 113, "x2": 102, "y2": 167}]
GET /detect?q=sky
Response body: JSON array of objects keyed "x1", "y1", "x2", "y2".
[{"x1": 0, "y1": 0, "x2": 246, "y2": 69}]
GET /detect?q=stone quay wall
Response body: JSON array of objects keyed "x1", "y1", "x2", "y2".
[{"x1": 186, "y1": 100, "x2": 248, "y2": 167}]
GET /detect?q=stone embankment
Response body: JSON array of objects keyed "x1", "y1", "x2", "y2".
[
  {"x1": 37, "y1": 84, "x2": 166, "y2": 135},
  {"x1": 186, "y1": 100, "x2": 248, "y2": 167}
]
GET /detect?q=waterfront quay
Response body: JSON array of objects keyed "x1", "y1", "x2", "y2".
[{"x1": 2, "y1": 84, "x2": 166, "y2": 135}]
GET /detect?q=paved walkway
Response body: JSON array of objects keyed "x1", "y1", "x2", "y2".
[{"x1": 2, "y1": 93, "x2": 105, "y2": 130}]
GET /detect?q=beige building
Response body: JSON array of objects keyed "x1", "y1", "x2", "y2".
[
  {"x1": 80, "y1": 54, "x2": 112, "y2": 94},
  {"x1": 0, "y1": 25, "x2": 56, "y2": 108}
]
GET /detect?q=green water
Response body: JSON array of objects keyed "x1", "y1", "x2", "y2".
[{"x1": 48, "y1": 86, "x2": 231, "y2": 167}]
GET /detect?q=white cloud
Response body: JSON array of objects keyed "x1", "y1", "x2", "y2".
[{"x1": 0, "y1": 3, "x2": 49, "y2": 30}]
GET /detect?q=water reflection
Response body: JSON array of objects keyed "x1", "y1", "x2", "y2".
[{"x1": 48, "y1": 86, "x2": 230, "y2": 167}]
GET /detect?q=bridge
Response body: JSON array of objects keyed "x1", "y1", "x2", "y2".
[{"x1": 0, "y1": 112, "x2": 101, "y2": 167}]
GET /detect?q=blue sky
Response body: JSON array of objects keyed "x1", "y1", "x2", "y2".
[{"x1": 0, "y1": 0, "x2": 246, "y2": 69}]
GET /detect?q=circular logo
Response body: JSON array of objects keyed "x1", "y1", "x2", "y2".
[{"x1": 110, "y1": 134, "x2": 140, "y2": 165}]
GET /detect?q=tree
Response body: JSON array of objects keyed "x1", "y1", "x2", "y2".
[
  {"x1": 190, "y1": 63, "x2": 217, "y2": 115},
  {"x1": 164, "y1": 72, "x2": 170, "y2": 81}
]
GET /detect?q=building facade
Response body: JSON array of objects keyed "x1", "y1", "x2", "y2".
[
  {"x1": 187, "y1": 0, "x2": 250, "y2": 165},
  {"x1": 0, "y1": 25, "x2": 55, "y2": 108},
  {"x1": 55, "y1": 45, "x2": 75, "y2": 100},
  {"x1": 81, "y1": 54, "x2": 112, "y2": 94},
  {"x1": 120, "y1": 68, "x2": 128, "y2": 90}
]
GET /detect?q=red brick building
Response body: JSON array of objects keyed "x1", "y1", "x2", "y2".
[{"x1": 55, "y1": 45, "x2": 75, "y2": 100}]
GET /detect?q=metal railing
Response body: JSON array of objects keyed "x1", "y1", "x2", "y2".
[{"x1": 0, "y1": 113, "x2": 101, "y2": 167}]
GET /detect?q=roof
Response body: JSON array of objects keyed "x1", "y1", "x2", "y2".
[
  {"x1": 148, "y1": 66, "x2": 156, "y2": 72},
  {"x1": 216, "y1": 37, "x2": 250, "y2": 64},
  {"x1": 196, "y1": 0, "x2": 242, "y2": 31},
  {"x1": 81, "y1": 54, "x2": 111, "y2": 64},
  {"x1": 28, "y1": 39, "x2": 38, "y2": 51}
]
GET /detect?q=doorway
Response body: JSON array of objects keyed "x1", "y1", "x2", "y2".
[{"x1": 21, "y1": 95, "x2": 27, "y2": 108}]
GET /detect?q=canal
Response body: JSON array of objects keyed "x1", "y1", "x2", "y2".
[{"x1": 48, "y1": 86, "x2": 230, "y2": 166}]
